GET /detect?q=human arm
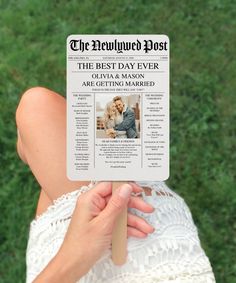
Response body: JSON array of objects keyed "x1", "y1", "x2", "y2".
[
  {"x1": 32, "y1": 182, "x2": 155, "y2": 283},
  {"x1": 32, "y1": 247, "x2": 87, "y2": 283},
  {"x1": 114, "y1": 110, "x2": 135, "y2": 131},
  {"x1": 103, "y1": 119, "x2": 116, "y2": 138}
]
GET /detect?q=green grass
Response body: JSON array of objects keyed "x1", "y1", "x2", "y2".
[{"x1": 0, "y1": 0, "x2": 235, "y2": 282}]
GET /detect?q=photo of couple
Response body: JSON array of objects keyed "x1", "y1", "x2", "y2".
[{"x1": 96, "y1": 94, "x2": 140, "y2": 139}]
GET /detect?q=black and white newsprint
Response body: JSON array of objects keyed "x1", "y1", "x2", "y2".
[{"x1": 67, "y1": 35, "x2": 169, "y2": 181}]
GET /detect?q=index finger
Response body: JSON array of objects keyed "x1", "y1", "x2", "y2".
[{"x1": 128, "y1": 182, "x2": 144, "y2": 195}]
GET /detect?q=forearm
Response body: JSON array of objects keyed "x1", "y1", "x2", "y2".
[
  {"x1": 115, "y1": 113, "x2": 134, "y2": 131},
  {"x1": 32, "y1": 248, "x2": 88, "y2": 283},
  {"x1": 115, "y1": 121, "x2": 131, "y2": 130}
]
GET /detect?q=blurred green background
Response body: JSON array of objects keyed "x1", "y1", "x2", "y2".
[{"x1": 0, "y1": 0, "x2": 235, "y2": 282}]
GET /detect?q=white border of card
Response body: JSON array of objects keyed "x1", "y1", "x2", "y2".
[{"x1": 67, "y1": 35, "x2": 169, "y2": 181}]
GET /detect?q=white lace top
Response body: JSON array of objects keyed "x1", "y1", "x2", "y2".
[{"x1": 26, "y1": 181, "x2": 216, "y2": 283}]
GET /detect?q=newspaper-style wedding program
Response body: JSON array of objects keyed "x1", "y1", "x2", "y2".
[{"x1": 67, "y1": 35, "x2": 169, "y2": 181}]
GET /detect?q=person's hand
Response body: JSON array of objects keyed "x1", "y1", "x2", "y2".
[
  {"x1": 106, "y1": 128, "x2": 116, "y2": 138},
  {"x1": 57, "y1": 182, "x2": 155, "y2": 281}
]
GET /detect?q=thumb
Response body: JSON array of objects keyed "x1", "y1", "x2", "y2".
[{"x1": 99, "y1": 184, "x2": 132, "y2": 225}]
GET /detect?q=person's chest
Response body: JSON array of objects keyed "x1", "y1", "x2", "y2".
[{"x1": 115, "y1": 113, "x2": 123, "y2": 124}]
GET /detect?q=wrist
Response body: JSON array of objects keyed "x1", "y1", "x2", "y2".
[
  {"x1": 33, "y1": 247, "x2": 89, "y2": 283},
  {"x1": 58, "y1": 243, "x2": 92, "y2": 282}
]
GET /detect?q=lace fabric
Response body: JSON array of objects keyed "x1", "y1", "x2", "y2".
[{"x1": 26, "y1": 181, "x2": 216, "y2": 283}]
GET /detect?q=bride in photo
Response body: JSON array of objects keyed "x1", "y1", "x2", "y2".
[{"x1": 103, "y1": 101, "x2": 127, "y2": 138}]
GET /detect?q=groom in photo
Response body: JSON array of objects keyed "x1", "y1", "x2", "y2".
[{"x1": 113, "y1": 96, "x2": 138, "y2": 138}]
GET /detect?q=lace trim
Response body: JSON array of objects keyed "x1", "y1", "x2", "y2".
[
  {"x1": 29, "y1": 181, "x2": 168, "y2": 228},
  {"x1": 96, "y1": 271, "x2": 216, "y2": 283},
  {"x1": 26, "y1": 181, "x2": 216, "y2": 283},
  {"x1": 30, "y1": 182, "x2": 95, "y2": 228},
  {"x1": 82, "y1": 236, "x2": 215, "y2": 283}
]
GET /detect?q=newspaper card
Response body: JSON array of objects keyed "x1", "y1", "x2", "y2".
[{"x1": 67, "y1": 34, "x2": 169, "y2": 181}]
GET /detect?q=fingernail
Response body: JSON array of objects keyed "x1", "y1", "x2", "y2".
[
  {"x1": 118, "y1": 184, "x2": 132, "y2": 199},
  {"x1": 128, "y1": 182, "x2": 144, "y2": 192}
]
